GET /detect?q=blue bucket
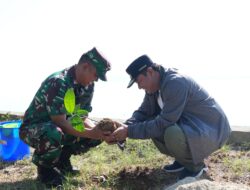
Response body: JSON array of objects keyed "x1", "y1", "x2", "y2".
[{"x1": 0, "y1": 120, "x2": 30, "y2": 162}]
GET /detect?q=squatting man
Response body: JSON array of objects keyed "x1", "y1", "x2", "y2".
[{"x1": 107, "y1": 54, "x2": 231, "y2": 180}]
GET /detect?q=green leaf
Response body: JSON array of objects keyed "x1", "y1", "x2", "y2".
[
  {"x1": 70, "y1": 115, "x2": 85, "y2": 132},
  {"x1": 64, "y1": 88, "x2": 75, "y2": 114},
  {"x1": 74, "y1": 104, "x2": 81, "y2": 113},
  {"x1": 76, "y1": 109, "x2": 88, "y2": 116}
]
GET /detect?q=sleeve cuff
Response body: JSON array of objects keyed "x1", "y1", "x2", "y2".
[{"x1": 127, "y1": 125, "x2": 135, "y2": 138}]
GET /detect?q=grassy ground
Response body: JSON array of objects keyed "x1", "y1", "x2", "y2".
[
  {"x1": 1, "y1": 114, "x2": 249, "y2": 189},
  {"x1": 0, "y1": 139, "x2": 170, "y2": 190},
  {"x1": 0, "y1": 139, "x2": 250, "y2": 190}
]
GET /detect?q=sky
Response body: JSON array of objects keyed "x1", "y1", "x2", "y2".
[{"x1": 0, "y1": 0, "x2": 249, "y2": 126}]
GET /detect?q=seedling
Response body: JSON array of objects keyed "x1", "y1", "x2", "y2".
[{"x1": 64, "y1": 88, "x2": 88, "y2": 132}]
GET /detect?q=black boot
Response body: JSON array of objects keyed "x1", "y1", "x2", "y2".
[
  {"x1": 56, "y1": 146, "x2": 80, "y2": 175},
  {"x1": 57, "y1": 140, "x2": 102, "y2": 175},
  {"x1": 37, "y1": 166, "x2": 65, "y2": 188}
]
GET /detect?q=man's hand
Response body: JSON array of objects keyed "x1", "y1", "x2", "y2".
[
  {"x1": 83, "y1": 118, "x2": 96, "y2": 129},
  {"x1": 86, "y1": 125, "x2": 111, "y2": 140},
  {"x1": 50, "y1": 115, "x2": 109, "y2": 140},
  {"x1": 112, "y1": 122, "x2": 128, "y2": 141}
]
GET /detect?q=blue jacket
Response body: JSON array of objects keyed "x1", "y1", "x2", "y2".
[{"x1": 126, "y1": 66, "x2": 231, "y2": 164}]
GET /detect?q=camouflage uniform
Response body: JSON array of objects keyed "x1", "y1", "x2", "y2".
[{"x1": 19, "y1": 66, "x2": 101, "y2": 168}]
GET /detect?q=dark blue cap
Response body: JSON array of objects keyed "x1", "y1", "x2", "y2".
[{"x1": 126, "y1": 55, "x2": 153, "y2": 88}]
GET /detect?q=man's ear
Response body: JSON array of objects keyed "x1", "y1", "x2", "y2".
[{"x1": 147, "y1": 67, "x2": 154, "y2": 76}]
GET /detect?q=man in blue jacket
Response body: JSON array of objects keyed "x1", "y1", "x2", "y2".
[{"x1": 111, "y1": 55, "x2": 231, "y2": 180}]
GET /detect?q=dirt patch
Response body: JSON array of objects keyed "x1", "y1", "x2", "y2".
[
  {"x1": 114, "y1": 166, "x2": 178, "y2": 189},
  {"x1": 110, "y1": 144, "x2": 250, "y2": 189},
  {"x1": 205, "y1": 144, "x2": 250, "y2": 186}
]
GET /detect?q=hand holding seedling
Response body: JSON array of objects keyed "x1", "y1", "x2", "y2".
[{"x1": 63, "y1": 88, "x2": 113, "y2": 141}]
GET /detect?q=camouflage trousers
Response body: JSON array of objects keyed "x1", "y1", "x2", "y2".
[{"x1": 19, "y1": 121, "x2": 101, "y2": 168}]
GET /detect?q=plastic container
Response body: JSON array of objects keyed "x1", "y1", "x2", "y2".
[{"x1": 0, "y1": 120, "x2": 30, "y2": 162}]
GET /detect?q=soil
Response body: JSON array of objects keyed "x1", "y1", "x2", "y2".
[
  {"x1": 96, "y1": 118, "x2": 126, "y2": 151},
  {"x1": 205, "y1": 144, "x2": 250, "y2": 186},
  {"x1": 96, "y1": 118, "x2": 119, "y2": 132},
  {"x1": 112, "y1": 143, "x2": 250, "y2": 189}
]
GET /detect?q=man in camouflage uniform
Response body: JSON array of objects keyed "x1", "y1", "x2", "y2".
[{"x1": 19, "y1": 47, "x2": 111, "y2": 187}]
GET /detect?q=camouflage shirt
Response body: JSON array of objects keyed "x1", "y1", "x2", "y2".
[{"x1": 22, "y1": 66, "x2": 94, "y2": 126}]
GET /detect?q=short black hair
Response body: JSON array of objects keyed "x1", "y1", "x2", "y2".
[{"x1": 140, "y1": 63, "x2": 160, "y2": 76}]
